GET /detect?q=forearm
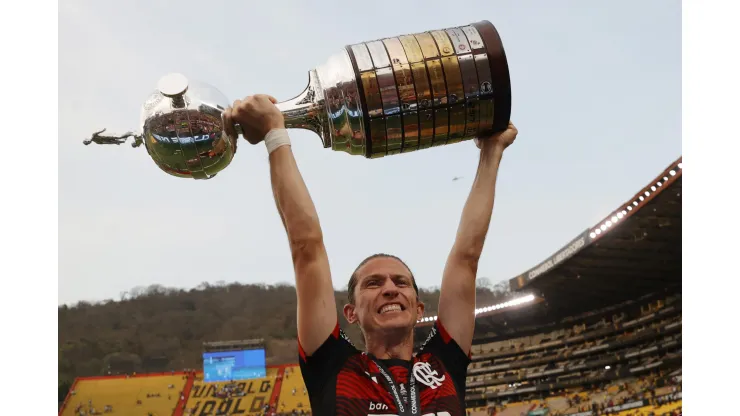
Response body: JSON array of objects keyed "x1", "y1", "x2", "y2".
[
  {"x1": 450, "y1": 145, "x2": 504, "y2": 264},
  {"x1": 268, "y1": 142, "x2": 324, "y2": 251}
]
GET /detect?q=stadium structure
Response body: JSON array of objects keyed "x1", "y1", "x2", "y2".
[{"x1": 59, "y1": 157, "x2": 682, "y2": 416}]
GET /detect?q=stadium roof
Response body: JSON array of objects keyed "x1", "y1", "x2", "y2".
[
  {"x1": 416, "y1": 156, "x2": 682, "y2": 338},
  {"x1": 509, "y1": 156, "x2": 681, "y2": 312}
]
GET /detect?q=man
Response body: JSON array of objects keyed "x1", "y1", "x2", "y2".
[
  {"x1": 83, "y1": 128, "x2": 140, "y2": 146},
  {"x1": 225, "y1": 94, "x2": 517, "y2": 416}
]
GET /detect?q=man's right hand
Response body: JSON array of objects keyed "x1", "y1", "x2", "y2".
[{"x1": 223, "y1": 94, "x2": 285, "y2": 145}]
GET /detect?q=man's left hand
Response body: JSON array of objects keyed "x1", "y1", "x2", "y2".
[{"x1": 474, "y1": 121, "x2": 518, "y2": 152}]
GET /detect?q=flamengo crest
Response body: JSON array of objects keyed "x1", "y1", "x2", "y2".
[{"x1": 412, "y1": 362, "x2": 445, "y2": 389}]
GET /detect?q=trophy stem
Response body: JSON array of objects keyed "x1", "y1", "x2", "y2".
[{"x1": 275, "y1": 70, "x2": 327, "y2": 146}]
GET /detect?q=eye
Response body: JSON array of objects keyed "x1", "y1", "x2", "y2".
[
  {"x1": 365, "y1": 279, "x2": 380, "y2": 288},
  {"x1": 394, "y1": 278, "x2": 410, "y2": 287}
]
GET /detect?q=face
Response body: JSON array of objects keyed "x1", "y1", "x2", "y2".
[{"x1": 343, "y1": 256, "x2": 424, "y2": 337}]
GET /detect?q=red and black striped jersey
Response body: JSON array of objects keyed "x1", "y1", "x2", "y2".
[{"x1": 298, "y1": 320, "x2": 471, "y2": 416}]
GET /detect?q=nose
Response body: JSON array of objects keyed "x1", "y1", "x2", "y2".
[{"x1": 381, "y1": 279, "x2": 400, "y2": 298}]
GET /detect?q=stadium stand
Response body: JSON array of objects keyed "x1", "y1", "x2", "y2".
[
  {"x1": 183, "y1": 367, "x2": 279, "y2": 416},
  {"x1": 61, "y1": 372, "x2": 187, "y2": 416},
  {"x1": 452, "y1": 156, "x2": 682, "y2": 416},
  {"x1": 463, "y1": 294, "x2": 682, "y2": 415},
  {"x1": 276, "y1": 365, "x2": 311, "y2": 414},
  {"x1": 59, "y1": 157, "x2": 681, "y2": 416}
]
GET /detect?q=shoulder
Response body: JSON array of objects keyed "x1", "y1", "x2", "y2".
[
  {"x1": 418, "y1": 319, "x2": 471, "y2": 360},
  {"x1": 299, "y1": 321, "x2": 360, "y2": 391},
  {"x1": 299, "y1": 322, "x2": 359, "y2": 362},
  {"x1": 417, "y1": 320, "x2": 471, "y2": 388}
]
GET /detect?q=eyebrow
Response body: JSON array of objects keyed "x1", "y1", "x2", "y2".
[
  {"x1": 361, "y1": 274, "x2": 411, "y2": 284},
  {"x1": 361, "y1": 274, "x2": 383, "y2": 283}
]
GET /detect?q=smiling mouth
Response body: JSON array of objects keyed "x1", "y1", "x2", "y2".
[{"x1": 378, "y1": 303, "x2": 406, "y2": 314}]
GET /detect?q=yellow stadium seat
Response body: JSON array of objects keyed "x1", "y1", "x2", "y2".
[
  {"x1": 183, "y1": 367, "x2": 279, "y2": 416},
  {"x1": 466, "y1": 406, "x2": 488, "y2": 416},
  {"x1": 497, "y1": 400, "x2": 533, "y2": 416},
  {"x1": 612, "y1": 400, "x2": 682, "y2": 416},
  {"x1": 276, "y1": 365, "x2": 311, "y2": 413},
  {"x1": 61, "y1": 373, "x2": 187, "y2": 416}
]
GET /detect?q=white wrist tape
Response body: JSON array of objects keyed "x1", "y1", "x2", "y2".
[{"x1": 264, "y1": 128, "x2": 291, "y2": 154}]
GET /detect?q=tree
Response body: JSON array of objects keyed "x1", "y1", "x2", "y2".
[
  {"x1": 58, "y1": 280, "x2": 505, "y2": 382},
  {"x1": 59, "y1": 378, "x2": 72, "y2": 405},
  {"x1": 477, "y1": 277, "x2": 494, "y2": 290}
]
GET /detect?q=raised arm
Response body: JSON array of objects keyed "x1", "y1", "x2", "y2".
[
  {"x1": 225, "y1": 95, "x2": 337, "y2": 356},
  {"x1": 437, "y1": 122, "x2": 518, "y2": 355}
]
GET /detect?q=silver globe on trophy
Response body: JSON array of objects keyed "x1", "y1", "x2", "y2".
[{"x1": 84, "y1": 21, "x2": 511, "y2": 180}]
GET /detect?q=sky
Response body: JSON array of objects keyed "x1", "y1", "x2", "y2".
[{"x1": 58, "y1": 0, "x2": 681, "y2": 305}]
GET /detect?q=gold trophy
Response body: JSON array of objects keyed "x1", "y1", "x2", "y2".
[{"x1": 84, "y1": 21, "x2": 511, "y2": 180}]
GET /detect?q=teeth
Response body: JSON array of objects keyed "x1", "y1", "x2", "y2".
[{"x1": 380, "y1": 304, "x2": 402, "y2": 314}]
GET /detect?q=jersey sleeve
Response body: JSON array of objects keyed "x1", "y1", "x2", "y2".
[
  {"x1": 298, "y1": 320, "x2": 358, "y2": 398},
  {"x1": 417, "y1": 319, "x2": 472, "y2": 396}
]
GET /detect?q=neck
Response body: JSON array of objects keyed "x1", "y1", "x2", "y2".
[
  {"x1": 365, "y1": 329, "x2": 414, "y2": 361},
  {"x1": 274, "y1": 69, "x2": 325, "y2": 137}
]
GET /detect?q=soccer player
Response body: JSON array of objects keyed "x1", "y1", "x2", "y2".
[{"x1": 225, "y1": 95, "x2": 517, "y2": 416}]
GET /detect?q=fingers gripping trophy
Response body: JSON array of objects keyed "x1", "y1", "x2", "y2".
[{"x1": 84, "y1": 21, "x2": 511, "y2": 180}]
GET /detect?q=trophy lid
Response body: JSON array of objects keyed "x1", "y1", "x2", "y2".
[{"x1": 157, "y1": 73, "x2": 189, "y2": 98}]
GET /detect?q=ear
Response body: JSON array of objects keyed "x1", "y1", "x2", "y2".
[
  {"x1": 343, "y1": 303, "x2": 358, "y2": 324},
  {"x1": 415, "y1": 300, "x2": 425, "y2": 322}
]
